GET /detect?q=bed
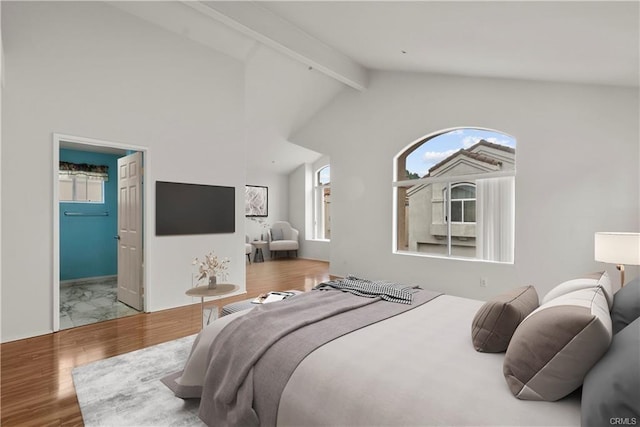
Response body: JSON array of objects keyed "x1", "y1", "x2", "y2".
[{"x1": 163, "y1": 274, "x2": 640, "y2": 427}]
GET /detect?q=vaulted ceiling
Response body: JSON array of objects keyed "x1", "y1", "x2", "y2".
[{"x1": 110, "y1": 1, "x2": 640, "y2": 174}]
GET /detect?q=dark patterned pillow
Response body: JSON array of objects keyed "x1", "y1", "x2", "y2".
[{"x1": 471, "y1": 285, "x2": 538, "y2": 353}]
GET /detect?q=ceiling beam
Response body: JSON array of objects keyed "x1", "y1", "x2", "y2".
[
  {"x1": 185, "y1": 1, "x2": 369, "y2": 91},
  {"x1": 109, "y1": 1, "x2": 255, "y2": 62}
]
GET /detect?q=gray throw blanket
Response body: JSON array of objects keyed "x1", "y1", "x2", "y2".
[{"x1": 198, "y1": 285, "x2": 441, "y2": 426}]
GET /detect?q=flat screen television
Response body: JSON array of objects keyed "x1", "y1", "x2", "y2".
[{"x1": 155, "y1": 181, "x2": 235, "y2": 236}]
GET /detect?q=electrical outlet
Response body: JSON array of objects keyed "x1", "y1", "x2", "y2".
[{"x1": 480, "y1": 278, "x2": 488, "y2": 288}]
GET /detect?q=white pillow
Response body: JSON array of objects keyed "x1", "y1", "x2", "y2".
[{"x1": 542, "y1": 271, "x2": 613, "y2": 309}]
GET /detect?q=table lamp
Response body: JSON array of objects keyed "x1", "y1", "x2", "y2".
[{"x1": 594, "y1": 232, "x2": 640, "y2": 287}]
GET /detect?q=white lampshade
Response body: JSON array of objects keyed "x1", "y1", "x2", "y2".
[{"x1": 594, "y1": 232, "x2": 640, "y2": 265}]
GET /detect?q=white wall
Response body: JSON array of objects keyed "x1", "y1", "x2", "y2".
[
  {"x1": 1, "y1": 2, "x2": 246, "y2": 342},
  {"x1": 293, "y1": 71, "x2": 639, "y2": 298},
  {"x1": 0, "y1": 2, "x2": 3, "y2": 340}
]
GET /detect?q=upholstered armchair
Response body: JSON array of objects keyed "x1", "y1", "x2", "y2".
[{"x1": 269, "y1": 221, "x2": 299, "y2": 258}]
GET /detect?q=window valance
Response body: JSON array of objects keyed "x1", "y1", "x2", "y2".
[{"x1": 59, "y1": 161, "x2": 109, "y2": 181}]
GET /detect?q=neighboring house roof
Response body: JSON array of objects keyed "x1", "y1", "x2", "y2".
[
  {"x1": 467, "y1": 139, "x2": 515, "y2": 155},
  {"x1": 425, "y1": 139, "x2": 514, "y2": 177}
]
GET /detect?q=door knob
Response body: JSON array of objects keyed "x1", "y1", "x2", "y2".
[{"x1": 114, "y1": 235, "x2": 121, "y2": 240}]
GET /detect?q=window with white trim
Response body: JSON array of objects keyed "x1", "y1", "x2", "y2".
[
  {"x1": 314, "y1": 165, "x2": 331, "y2": 240},
  {"x1": 59, "y1": 161, "x2": 108, "y2": 203},
  {"x1": 59, "y1": 175, "x2": 104, "y2": 203},
  {"x1": 446, "y1": 183, "x2": 476, "y2": 223},
  {"x1": 394, "y1": 128, "x2": 516, "y2": 262}
]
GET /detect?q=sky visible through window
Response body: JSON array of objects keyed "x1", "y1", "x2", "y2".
[
  {"x1": 405, "y1": 129, "x2": 516, "y2": 178},
  {"x1": 318, "y1": 165, "x2": 330, "y2": 185}
]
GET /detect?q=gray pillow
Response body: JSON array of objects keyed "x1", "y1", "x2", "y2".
[
  {"x1": 271, "y1": 228, "x2": 283, "y2": 241},
  {"x1": 611, "y1": 277, "x2": 640, "y2": 334},
  {"x1": 581, "y1": 317, "x2": 640, "y2": 427},
  {"x1": 471, "y1": 285, "x2": 538, "y2": 353},
  {"x1": 503, "y1": 286, "x2": 612, "y2": 401}
]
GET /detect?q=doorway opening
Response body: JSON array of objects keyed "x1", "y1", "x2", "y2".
[{"x1": 53, "y1": 134, "x2": 148, "y2": 331}]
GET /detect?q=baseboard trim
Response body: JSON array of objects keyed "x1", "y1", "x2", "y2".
[{"x1": 296, "y1": 256, "x2": 330, "y2": 263}]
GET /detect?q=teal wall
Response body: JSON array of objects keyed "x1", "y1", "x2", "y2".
[{"x1": 59, "y1": 149, "x2": 121, "y2": 280}]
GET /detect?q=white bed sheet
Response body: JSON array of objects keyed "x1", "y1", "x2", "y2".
[{"x1": 277, "y1": 294, "x2": 581, "y2": 426}]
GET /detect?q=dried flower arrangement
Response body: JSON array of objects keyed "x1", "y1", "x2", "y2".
[{"x1": 192, "y1": 252, "x2": 230, "y2": 288}]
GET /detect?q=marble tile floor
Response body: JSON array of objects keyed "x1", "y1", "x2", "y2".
[{"x1": 60, "y1": 278, "x2": 140, "y2": 330}]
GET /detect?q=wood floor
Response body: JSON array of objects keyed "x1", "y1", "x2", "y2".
[{"x1": 0, "y1": 258, "x2": 330, "y2": 426}]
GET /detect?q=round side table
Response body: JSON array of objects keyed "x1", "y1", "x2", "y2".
[
  {"x1": 186, "y1": 283, "x2": 238, "y2": 329},
  {"x1": 251, "y1": 240, "x2": 269, "y2": 262}
]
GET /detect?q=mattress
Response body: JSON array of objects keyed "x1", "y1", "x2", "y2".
[{"x1": 277, "y1": 294, "x2": 581, "y2": 426}]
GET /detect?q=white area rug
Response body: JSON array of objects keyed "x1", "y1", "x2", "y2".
[{"x1": 72, "y1": 335, "x2": 204, "y2": 426}]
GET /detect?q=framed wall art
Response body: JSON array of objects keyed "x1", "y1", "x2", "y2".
[{"x1": 245, "y1": 185, "x2": 268, "y2": 217}]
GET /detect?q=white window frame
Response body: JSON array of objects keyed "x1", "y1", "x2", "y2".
[
  {"x1": 445, "y1": 182, "x2": 476, "y2": 224},
  {"x1": 314, "y1": 165, "x2": 331, "y2": 240},
  {"x1": 394, "y1": 171, "x2": 514, "y2": 261},
  {"x1": 392, "y1": 127, "x2": 515, "y2": 263},
  {"x1": 58, "y1": 173, "x2": 105, "y2": 203}
]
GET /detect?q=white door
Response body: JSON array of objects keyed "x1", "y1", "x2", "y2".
[{"x1": 117, "y1": 152, "x2": 143, "y2": 310}]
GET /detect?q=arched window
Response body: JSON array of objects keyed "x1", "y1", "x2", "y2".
[
  {"x1": 394, "y1": 128, "x2": 515, "y2": 262},
  {"x1": 314, "y1": 165, "x2": 331, "y2": 240}
]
